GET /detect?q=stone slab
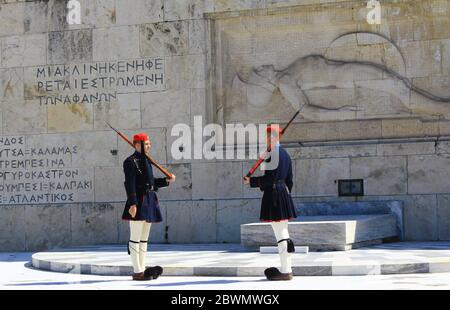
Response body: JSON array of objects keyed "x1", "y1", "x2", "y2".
[
  {"x1": 260, "y1": 246, "x2": 309, "y2": 254},
  {"x1": 70, "y1": 203, "x2": 118, "y2": 246},
  {"x1": 93, "y1": 26, "x2": 140, "y2": 61},
  {"x1": 116, "y1": 0, "x2": 163, "y2": 25},
  {"x1": 216, "y1": 199, "x2": 260, "y2": 243},
  {"x1": 166, "y1": 200, "x2": 216, "y2": 243},
  {"x1": 402, "y1": 195, "x2": 438, "y2": 241},
  {"x1": 1, "y1": 34, "x2": 46, "y2": 68},
  {"x1": 408, "y1": 155, "x2": 450, "y2": 194},
  {"x1": 0, "y1": 67, "x2": 24, "y2": 101},
  {"x1": 0, "y1": 2, "x2": 24, "y2": 36},
  {"x1": 156, "y1": 163, "x2": 192, "y2": 200},
  {"x1": 30, "y1": 241, "x2": 450, "y2": 277},
  {"x1": 350, "y1": 156, "x2": 407, "y2": 195},
  {"x1": 24, "y1": 204, "x2": 72, "y2": 251},
  {"x1": 2, "y1": 99, "x2": 47, "y2": 134},
  {"x1": 164, "y1": 0, "x2": 205, "y2": 21},
  {"x1": 93, "y1": 92, "x2": 141, "y2": 131},
  {"x1": 94, "y1": 166, "x2": 125, "y2": 202},
  {"x1": 241, "y1": 214, "x2": 398, "y2": 251},
  {"x1": 0, "y1": 205, "x2": 25, "y2": 251},
  {"x1": 295, "y1": 157, "x2": 350, "y2": 196},
  {"x1": 191, "y1": 161, "x2": 243, "y2": 199},
  {"x1": 141, "y1": 89, "x2": 190, "y2": 128},
  {"x1": 332, "y1": 263, "x2": 381, "y2": 276},
  {"x1": 82, "y1": 0, "x2": 117, "y2": 28},
  {"x1": 140, "y1": 21, "x2": 189, "y2": 57},
  {"x1": 381, "y1": 263, "x2": 429, "y2": 275},
  {"x1": 47, "y1": 29, "x2": 93, "y2": 64},
  {"x1": 295, "y1": 201, "x2": 404, "y2": 240},
  {"x1": 437, "y1": 195, "x2": 450, "y2": 240}
]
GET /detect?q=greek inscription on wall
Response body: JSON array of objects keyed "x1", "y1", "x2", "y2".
[
  {"x1": 24, "y1": 58, "x2": 165, "y2": 106},
  {"x1": 0, "y1": 136, "x2": 93, "y2": 204}
]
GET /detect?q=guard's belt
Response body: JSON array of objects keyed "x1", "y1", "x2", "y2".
[
  {"x1": 272, "y1": 180, "x2": 286, "y2": 189},
  {"x1": 137, "y1": 184, "x2": 155, "y2": 192}
]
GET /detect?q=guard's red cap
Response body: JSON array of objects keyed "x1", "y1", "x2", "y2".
[
  {"x1": 133, "y1": 133, "x2": 150, "y2": 143},
  {"x1": 266, "y1": 124, "x2": 282, "y2": 134}
]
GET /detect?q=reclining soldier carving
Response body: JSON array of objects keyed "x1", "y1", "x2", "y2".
[{"x1": 231, "y1": 32, "x2": 450, "y2": 121}]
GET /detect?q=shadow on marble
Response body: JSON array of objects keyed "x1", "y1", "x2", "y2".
[{"x1": 140, "y1": 278, "x2": 266, "y2": 288}]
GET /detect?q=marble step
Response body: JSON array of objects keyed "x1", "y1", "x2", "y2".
[
  {"x1": 259, "y1": 246, "x2": 309, "y2": 254},
  {"x1": 241, "y1": 214, "x2": 398, "y2": 251},
  {"x1": 31, "y1": 242, "x2": 450, "y2": 277}
]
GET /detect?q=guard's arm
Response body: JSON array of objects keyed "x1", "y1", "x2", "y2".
[
  {"x1": 155, "y1": 178, "x2": 170, "y2": 188},
  {"x1": 250, "y1": 173, "x2": 275, "y2": 190},
  {"x1": 124, "y1": 160, "x2": 138, "y2": 205}
]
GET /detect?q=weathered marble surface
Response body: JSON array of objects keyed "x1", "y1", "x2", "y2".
[
  {"x1": 216, "y1": 199, "x2": 260, "y2": 242},
  {"x1": 93, "y1": 26, "x2": 140, "y2": 61},
  {"x1": 3, "y1": 99, "x2": 47, "y2": 134},
  {"x1": 141, "y1": 89, "x2": 190, "y2": 127},
  {"x1": 0, "y1": 205, "x2": 25, "y2": 251},
  {"x1": 437, "y1": 195, "x2": 450, "y2": 241},
  {"x1": 241, "y1": 214, "x2": 398, "y2": 251},
  {"x1": 31, "y1": 241, "x2": 450, "y2": 277},
  {"x1": 156, "y1": 163, "x2": 192, "y2": 200},
  {"x1": 296, "y1": 158, "x2": 350, "y2": 196},
  {"x1": 140, "y1": 21, "x2": 189, "y2": 57},
  {"x1": 24, "y1": 204, "x2": 72, "y2": 251},
  {"x1": 116, "y1": 0, "x2": 163, "y2": 25},
  {"x1": 166, "y1": 200, "x2": 217, "y2": 243},
  {"x1": 70, "y1": 203, "x2": 117, "y2": 245},
  {"x1": 191, "y1": 161, "x2": 243, "y2": 199},
  {"x1": 1, "y1": 0, "x2": 450, "y2": 250},
  {"x1": 350, "y1": 156, "x2": 407, "y2": 195},
  {"x1": 260, "y1": 246, "x2": 308, "y2": 253},
  {"x1": 47, "y1": 29, "x2": 93, "y2": 64},
  {"x1": 408, "y1": 155, "x2": 450, "y2": 194},
  {"x1": 1, "y1": 34, "x2": 46, "y2": 68},
  {"x1": 94, "y1": 166, "x2": 125, "y2": 202}
]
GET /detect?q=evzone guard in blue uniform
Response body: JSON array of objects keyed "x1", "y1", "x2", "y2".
[
  {"x1": 122, "y1": 133, "x2": 176, "y2": 281},
  {"x1": 244, "y1": 125, "x2": 297, "y2": 281}
]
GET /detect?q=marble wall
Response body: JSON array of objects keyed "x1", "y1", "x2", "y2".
[{"x1": 1, "y1": 0, "x2": 450, "y2": 251}]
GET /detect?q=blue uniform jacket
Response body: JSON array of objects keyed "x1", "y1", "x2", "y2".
[
  {"x1": 249, "y1": 146, "x2": 297, "y2": 221},
  {"x1": 122, "y1": 151, "x2": 169, "y2": 222}
]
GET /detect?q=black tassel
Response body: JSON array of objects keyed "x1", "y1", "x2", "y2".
[
  {"x1": 286, "y1": 239, "x2": 295, "y2": 253},
  {"x1": 277, "y1": 238, "x2": 295, "y2": 253}
]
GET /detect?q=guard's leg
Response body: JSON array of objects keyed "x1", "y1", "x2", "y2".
[
  {"x1": 140, "y1": 222, "x2": 163, "y2": 280},
  {"x1": 129, "y1": 220, "x2": 145, "y2": 279},
  {"x1": 268, "y1": 220, "x2": 294, "y2": 280},
  {"x1": 139, "y1": 222, "x2": 151, "y2": 272}
]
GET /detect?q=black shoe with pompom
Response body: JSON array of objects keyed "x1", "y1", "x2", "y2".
[
  {"x1": 144, "y1": 266, "x2": 163, "y2": 280},
  {"x1": 264, "y1": 267, "x2": 293, "y2": 281}
]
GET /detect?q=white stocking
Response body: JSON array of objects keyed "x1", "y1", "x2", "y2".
[
  {"x1": 129, "y1": 221, "x2": 145, "y2": 273},
  {"x1": 270, "y1": 220, "x2": 292, "y2": 274},
  {"x1": 139, "y1": 222, "x2": 151, "y2": 272}
]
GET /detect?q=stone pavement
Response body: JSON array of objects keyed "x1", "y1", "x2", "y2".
[
  {"x1": 30, "y1": 242, "x2": 450, "y2": 277},
  {"x1": 2, "y1": 251, "x2": 450, "y2": 290}
]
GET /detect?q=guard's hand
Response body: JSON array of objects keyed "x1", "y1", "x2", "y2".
[
  {"x1": 167, "y1": 174, "x2": 176, "y2": 183},
  {"x1": 129, "y1": 205, "x2": 137, "y2": 218},
  {"x1": 243, "y1": 176, "x2": 250, "y2": 185}
]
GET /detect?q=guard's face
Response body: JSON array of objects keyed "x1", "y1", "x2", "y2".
[
  {"x1": 143, "y1": 140, "x2": 151, "y2": 154},
  {"x1": 136, "y1": 140, "x2": 152, "y2": 153}
]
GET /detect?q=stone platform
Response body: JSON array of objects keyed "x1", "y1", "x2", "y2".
[
  {"x1": 241, "y1": 201, "x2": 403, "y2": 251},
  {"x1": 241, "y1": 214, "x2": 398, "y2": 251},
  {"x1": 31, "y1": 242, "x2": 450, "y2": 277}
]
